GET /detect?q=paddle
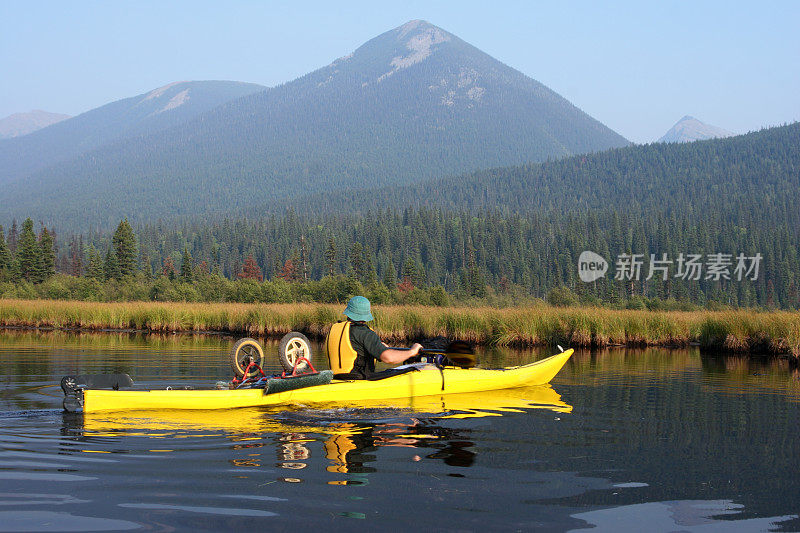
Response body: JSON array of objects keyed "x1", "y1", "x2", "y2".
[
  {"x1": 423, "y1": 340, "x2": 476, "y2": 368},
  {"x1": 399, "y1": 340, "x2": 476, "y2": 368}
]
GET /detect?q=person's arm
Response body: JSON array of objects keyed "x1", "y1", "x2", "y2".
[
  {"x1": 357, "y1": 326, "x2": 422, "y2": 365},
  {"x1": 380, "y1": 343, "x2": 422, "y2": 364}
]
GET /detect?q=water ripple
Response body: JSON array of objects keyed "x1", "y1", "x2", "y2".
[
  {"x1": 0, "y1": 471, "x2": 96, "y2": 481},
  {"x1": 119, "y1": 502, "x2": 277, "y2": 517},
  {"x1": 0, "y1": 510, "x2": 140, "y2": 532},
  {"x1": 0, "y1": 493, "x2": 89, "y2": 506}
]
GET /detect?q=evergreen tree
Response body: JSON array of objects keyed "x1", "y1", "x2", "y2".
[
  {"x1": 8, "y1": 220, "x2": 18, "y2": 254},
  {"x1": 141, "y1": 252, "x2": 153, "y2": 280},
  {"x1": 180, "y1": 247, "x2": 193, "y2": 282},
  {"x1": 401, "y1": 257, "x2": 419, "y2": 286},
  {"x1": 104, "y1": 248, "x2": 120, "y2": 280},
  {"x1": 112, "y1": 219, "x2": 137, "y2": 277},
  {"x1": 325, "y1": 237, "x2": 337, "y2": 276},
  {"x1": 382, "y1": 259, "x2": 396, "y2": 287},
  {"x1": 0, "y1": 226, "x2": 11, "y2": 271},
  {"x1": 16, "y1": 218, "x2": 39, "y2": 282},
  {"x1": 290, "y1": 249, "x2": 301, "y2": 281},
  {"x1": 465, "y1": 240, "x2": 486, "y2": 297},
  {"x1": 363, "y1": 252, "x2": 378, "y2": 287},
  {"x1": 349, "y1": 242, "x2": 364, "y2": 281},
  {"x1": 85, "y1": 246, "x2": 105, "y2": 280},
  {"x1": 37, "y1": 227, "x2": 56, "y2": 282},
  {"x1": 49, "y1": 228, "x2": 59, "y2": 272},
  {"x1": 68, "y1": 235, "x2": 84, "y2": 276}
]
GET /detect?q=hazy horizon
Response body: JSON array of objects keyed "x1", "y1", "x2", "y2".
[{"x1": 1, "y1": 0, "x2": 798, "y2": 143}]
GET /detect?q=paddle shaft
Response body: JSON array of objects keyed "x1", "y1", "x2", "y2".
[{"x1": 394, "y1": 347, "x2": 476, "y2": 368}]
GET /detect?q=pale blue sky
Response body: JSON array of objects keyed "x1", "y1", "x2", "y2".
[{"x1": 1, "y1": 0, "x2": 798, "y2": 143}]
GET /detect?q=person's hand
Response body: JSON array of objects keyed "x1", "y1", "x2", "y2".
[{"x1": 409, "y1": 343, "x2": 423, "y2": 356}]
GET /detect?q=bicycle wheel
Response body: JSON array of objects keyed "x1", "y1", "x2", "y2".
[{"x1": 230, "y1": 338, "x2": 265, "y2": 378}]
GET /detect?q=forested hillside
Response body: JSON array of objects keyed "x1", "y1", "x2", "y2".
[
  {"x1": 309, "y1": 122, "x2": 800, "y2": 223},
  {"x1": 1, "y1": 123, "x2": 797, "y2": 309},
  {"x1": 0, "y1": 20, "x2": 627, "y2": 230}
]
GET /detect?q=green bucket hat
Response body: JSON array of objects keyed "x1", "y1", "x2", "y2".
[{"x1": 344, "y1": 296, "x2": 373, "y2": 322}]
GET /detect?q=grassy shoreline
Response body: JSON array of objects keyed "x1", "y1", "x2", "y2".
[{"x1": 1, "y1": 299, "x2": 798, "y2": 358}]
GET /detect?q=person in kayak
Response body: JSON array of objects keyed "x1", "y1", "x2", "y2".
[{"x1": 326, "y1": 296, "x2": 423, "y2": 379}]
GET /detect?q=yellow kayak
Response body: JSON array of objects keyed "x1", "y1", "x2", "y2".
[
  {"x1": 79, "y1": 385, "x2": 573, "y2": 436},
  {"x1": 77, "y1": 349, "x2": 573, "y2": 414}
]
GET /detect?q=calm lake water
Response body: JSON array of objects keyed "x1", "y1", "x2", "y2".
[{"x1": 1, "y1": 330, "x2": 799, "y2": 532}]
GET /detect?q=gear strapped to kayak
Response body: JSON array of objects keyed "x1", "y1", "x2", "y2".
[
  {"x1": 61, "y1": 334, "x2": 334, "y2": 412},
  {"x1": 229, "y1": 334, "x2": 333, "y2": 393},
  {"x1": 58, "y1": 331, "x2": 574, "y2": 414}
]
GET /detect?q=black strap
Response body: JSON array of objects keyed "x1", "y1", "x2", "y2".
[
  {"x1": 336, "y1": 365, "x2": 424, "y2": 381},
  {"x1": 333, "y1": 372, "x2": 362, "y2": 380},
  {"x1": 337, "y1": 321, "x2": 346, "y2": 369}
]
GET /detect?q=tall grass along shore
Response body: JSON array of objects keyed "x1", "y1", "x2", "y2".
[{"x1": 0, "y1": 299, "x2": 798, "y2": 358}]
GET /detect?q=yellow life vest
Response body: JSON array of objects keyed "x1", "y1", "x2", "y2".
[
  {"x1": 324, "y1": 423, "x2": 359, "y2": 474},
  {"x1": 326, "y1": 321, "x2": 358, "y2": 374}
]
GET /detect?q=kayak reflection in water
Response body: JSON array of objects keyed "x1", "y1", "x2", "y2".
[
  {"x1": 323, "y1": 420, "x2": 475, "y2": 479},
  {"x1": 326, "y1": 296, "x2": 423, "y2": 379},
  {"x1": 277, "y1": 432, "x2": 311, "y2": 470}
]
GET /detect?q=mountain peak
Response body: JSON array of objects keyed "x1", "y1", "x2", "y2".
[
  {"x1": 325, "y1": 21, "x2": 449, "y2": 75},
  {"x1": 659, "y1": 116, "x2": 735, "y2": 143},
  {"x1": 396, "y1": 19, "x2": 443, "y2": 36},
  {"x1": 0, "y1": 109, "x2": 71, "y2": 139},
  {"x1": 397, "y1": 19, "x2": 428, "y2": 31},
  {"x1": 383, "y1": 21, "x2": 451, "y2": 78}
]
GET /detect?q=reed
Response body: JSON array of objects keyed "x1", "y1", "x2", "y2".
[{"x1": 1, "y1": 299, "x2": 798, "y2": 357}]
